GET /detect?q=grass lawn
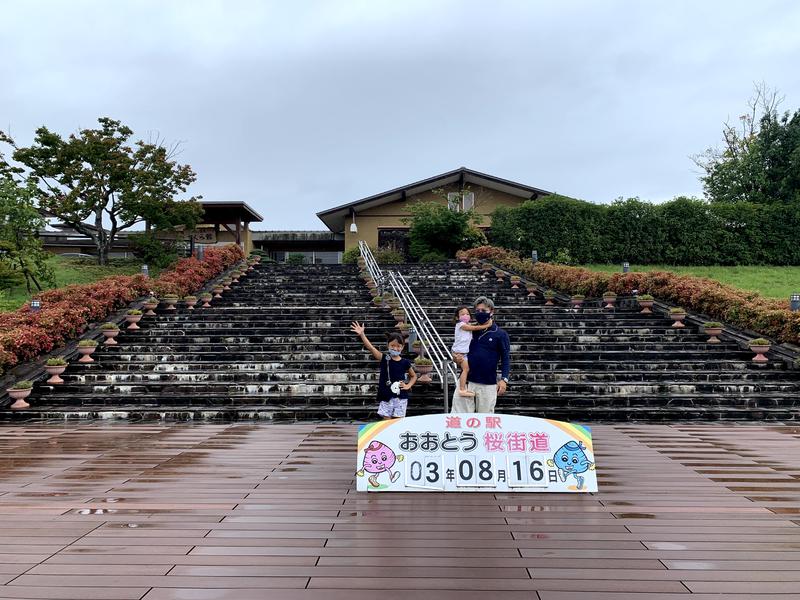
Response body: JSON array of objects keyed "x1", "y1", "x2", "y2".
[
  {"x1": 580, "y1": 264, "x2": 800, "y2": 299},
  {"x1": 0, "y1": 255, "x2": 163, "y2": 312}
]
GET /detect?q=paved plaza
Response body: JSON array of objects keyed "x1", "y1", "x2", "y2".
[{"x1": 0, "y1": 422, "x2": 800, "y2": 599}]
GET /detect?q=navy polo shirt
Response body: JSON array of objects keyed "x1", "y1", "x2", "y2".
[{"x1": 467, "y1": 324, "x2": 511, "y2": 385}]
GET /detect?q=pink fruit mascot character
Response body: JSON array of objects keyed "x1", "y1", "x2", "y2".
[{"x1": 357, "y1": 440, "x2": 404, "y2": 488}]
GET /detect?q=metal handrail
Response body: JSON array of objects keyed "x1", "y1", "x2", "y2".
[
  {"x1": 358, "y1": 240, "x2": 385, "y2": 294},
  {"x1": 358, "y1": 243, "x2": 457, "y2": 412}
]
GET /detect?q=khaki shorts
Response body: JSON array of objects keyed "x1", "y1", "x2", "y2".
[{"x1": 451, "y1": 382, "x2": 497, "y2": 413}]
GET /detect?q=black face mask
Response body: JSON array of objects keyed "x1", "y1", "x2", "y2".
[{"x1": 475, "y1": 311, "x2": 492, "y2": 324}]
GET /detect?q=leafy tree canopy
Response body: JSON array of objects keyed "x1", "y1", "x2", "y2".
[
  {"x1": 693, "y1": 83, "x2": 800, "y2": 205},
  {"x1": 1, "y1": 117, "x2": 204, "y2": 264}
]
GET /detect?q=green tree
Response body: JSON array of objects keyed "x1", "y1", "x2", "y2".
[
  {"x1": 404, "y1": 200, "x2": 485, "y2": 260},
  {"x1": 693, "y1": 84, "x2": 800, "y2": 205},
  {"x1": 0, "y1": 179, "x2": 55, "y2": 292},
  {"x1": 1, "y1": 117, "x2": 204, "y2": 264}
]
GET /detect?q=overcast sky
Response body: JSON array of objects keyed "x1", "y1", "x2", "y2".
[{"x1": 2, "y1": 0, "x2": 799, "y2": 230}]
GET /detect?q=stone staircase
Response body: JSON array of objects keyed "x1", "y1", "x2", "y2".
[{"x1": 8, "y1": 261, "x2": 800, "y2": 421}]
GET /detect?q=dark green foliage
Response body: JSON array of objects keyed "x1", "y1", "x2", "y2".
[
  {"x1": 694, "y1": 85, "x2": 800, "y2": 205},
  {"x1": 128, "y1": 232, "x2": 179, "y2": 269},
  {"x1": 286, "y1": 253, "x2": 306, "y2": 265},
  {"x1": 1, "y1": 117, "x2": 203, "y2": 265},
  {"x1": 0, "y1": 179, "x2": 55, "y2": 291},
  {"x1": 373, "y1": 247, "x2": 405, "y2": 264},
  {"x1": 405, "y1": 201, "x2": 485, "y2": 260},
  {"x1": 490, "y1": 194, "x2": 800, "y2": 265},
  {"x1": 341, "y1": 246, "x2": 361, "y2": 264},
  {"x1": 418, "y1": 250, "x2": 448, "y2": 263}
]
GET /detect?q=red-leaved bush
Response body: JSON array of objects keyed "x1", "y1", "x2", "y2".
[
  {"x1": 458, "y1": 246, "x2": 800, "y2": 345},
  {"x1": 0, "y1": 244, "x2": 244, "y2": 375}
]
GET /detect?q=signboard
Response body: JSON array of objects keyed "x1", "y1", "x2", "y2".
[
  {"x1": 194, "y1": 229, "x2": 217, "y2": 244},
  {"x1": 356, "y1": 413, "x2": 596, "y2": 493}
]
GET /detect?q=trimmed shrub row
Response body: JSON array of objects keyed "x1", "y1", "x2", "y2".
[
  {"x1": 0, "y1": 244, "x2": 244, "y2": 375},
  {"x1": 458, "y1": 246, "x2": 800, "y2": 345}
]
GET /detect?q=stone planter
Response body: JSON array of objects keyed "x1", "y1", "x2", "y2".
[
  {"x1": 213, "y1": 286, "x2": 224, "y2": 299},
  {"x1": 126, "y1": 314, "x2": 143, "y2": 330},
  {"x1": 638, "y1": 300, "x2": 654, "y2": 314},
  {"x1": 705, "y1": 327, "x2": 723, "y2": 344},
  {"x1": 544, "y1": 296, "x2": 555, "y2": 306},
  {"x1": 185, "y1": 299, "x2": 198, "y2": 310},
  {"x1": 102, "y1": 329, "x2": 120, "y2": 345},
  {"x1": 163, "y1": 298, "x2": 178, "y2": 311},
  {"x1": 527, "y1": 285, "x2": 537, "y2": 297},
  {"x1": 45, "y1": 365, "x2": 67, "y2": 384},
  {"x1": 77, "y1": 346, "x2": 97, "y2": 363},
  {"x1": 7, "y1": 388, "x2": 32, "y2": 410},
  {"x1": 510, "y1": 278, "x2": 522, "y2": 289},
  {"x1": 143, "y1": 301, "x2": 159, "y2": 316},
  {"x1": 200, "y1": 296, "x2": 212, "y2": 308},
  {"x1": 602, "y1": 295, "x2": 617, "y2": 309},
  {"x1": 495, "y1": 272, "x2": 506, "y2": 283},
  {"x1": 570, "y1": 297, "x2": 584, "y2": 308},
  {"x1": 749, "y1": 344, "x2": 770, "y2": 364},
  {"x1": 670, "y1": 312, "x2": 687, "y2": 328},
  {"x1": 415, "y1": 364, "x2": 433, "y2": 384}
]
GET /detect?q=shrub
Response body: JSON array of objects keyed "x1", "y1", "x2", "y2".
[
  {"x1": 286, "y1": 253, "x2": 306, "y2": 265},
  {"x1": 100, "y1": 322, "x2": 119, "y2": 330},
  {"x1": 638, "y1": 294, "x2": 654, "y2": 301},
  {"x1": 414, "y1": 357, "x2": 432, "y2": 366},
  {"x1": 128, "y1": 232, "x2": 179, "y2": 269},
  {"x1": 46, "y1": 357, "x2": 67, "y2": 366},
  {"x1": 9, "y1": 380, "x2": 33, "y2": 390},
  {"x1": 405, "y1": 200, "x2": 484, "y2": 259},
  {"x1": 374, "y1": 247, "x2": 405, "y2": 264},
  {"x1": 184, "y1": 295, "x2": 197, "y2": 300},
  {"x1": 145, "y1": 297, "x2": 159, "y2": 304},
  {"x1": 704, "y1": 322, "x2": 722, "y2": 328},
  {"x1": 419, "y1": 251, "x2": 448, "y2": 263},
  {"x1": 669, "y1": 307, "x2": 686, "y2": 314},
  {"x1": 749, "y1": 338, "x2": 770, "y2": 346},
  {"x1": 342, "y1": 246, "x2": 361, "y2": 264},
  {"x1": 77, "y1": 339, "x2": 98, "y2": 347},
  {"x1": 199, "y1": 292, "x2": 212, "y2": 299},
  {"x1": 127, "y1": 309, "x2": 143, "y2": 315}
]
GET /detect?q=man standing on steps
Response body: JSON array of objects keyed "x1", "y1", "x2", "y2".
[{"x1": 452, "y1": 296, "x2": 511, "y2": 413}]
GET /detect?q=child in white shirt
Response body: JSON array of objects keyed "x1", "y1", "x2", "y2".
[{"x1": 452, "y1": 305, "x2": 493, "y2": 397}]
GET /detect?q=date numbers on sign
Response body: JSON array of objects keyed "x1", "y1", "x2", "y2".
[{"x1": 404, "y1": 454, "x2": 549, "y2": 489}]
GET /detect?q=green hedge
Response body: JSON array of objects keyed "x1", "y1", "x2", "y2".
[{"x1": 491, "y1": 195, "x2": 800, "y2": 265}]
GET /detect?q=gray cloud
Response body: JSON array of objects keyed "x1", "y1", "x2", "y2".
[{"x1": 2, "y1": 0, "x2": 799, "y2": 229}]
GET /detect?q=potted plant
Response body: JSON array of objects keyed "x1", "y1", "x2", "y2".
[
  {"x1": 602, "y1": 291, "x2": 617, "y2": 309},
  {"x1": 544, "y1": 290, "x2": 556, "y2": 306},
  {"x1": 481, "y1": 263, "x2": 492, "y2": 276},
  {"x1": 669, "y1": 307, "x2": 687, "y2": 328},
  {"x1": 143, "y1": 296, "x2": 159, "y2": 316},
  {"x1": 411, "y1": 339, "x2": 424, "y2": 357},
  {"x1": 570, "y1": 294, "x2": 585, "y2": 308},
  {"x1": 470, "y1": 257, "x2": 480, "y2": 270},
  {"x1": 184, "y1": 295, "x2": 198, "y2": 310},
  {"x1": 526, "y1": 283, "x2": 537, "y2": 297},
  {"x1": 212, "y1": 283, "x2": 224, "y2": 298},
  {"x1": 414, "y1": 357, "x2": 433, "y2": 383},
  {"x1": 221, "y1": 278, "x2": 232, "y2": 291},
  {"x1": 162, "y1": 294, "x2": 179, "y2": 311},
  {"x1": 77, "y1": 338, "x2": 99, "y2": 363},
  {"x1": 125, "y1": 309, "x2": 143, "y2": 329},
  {"x1": 703, "y1": 321, "x2": 723, "y2": 344},
  {"x1": 397, "y1": 322, "x2": 411, "y2": 336},
  {"x1": 45, "y1": 357, "x2": 68, "y2": 384},
  {"x1": 510, "y1": 275, "x2": 522, "y2": 289},
  {"x1": 230, "y1": 270, "x2": 241, "y2": 283},
  {"x1": 638, "y1": 294, "x2": 655, "y2": 314},
  {"x1": 372, "y1": 296, "x2": 383, "y2": 307},
  {"x1": 100, "y1": 322, "x2": 120, "y2": 345},
  {"x1": 391, "y1": 308, "x2": 405, "y2": 322},
  {"x1": 495, "y1": 270, "x2": 506, "y2": 282},
  {"x1": 6, "y1": 380, "x2": 33, "y2": 410},
  {"x1": 251, "y1": 254, "x2": 261, "y2": 263},
  {"x1": 748, "y1": 338, "x2": 771, "y2": 364},
  {"x1": 199, "y1": 292, "x2": 213, "y2": 308}
]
